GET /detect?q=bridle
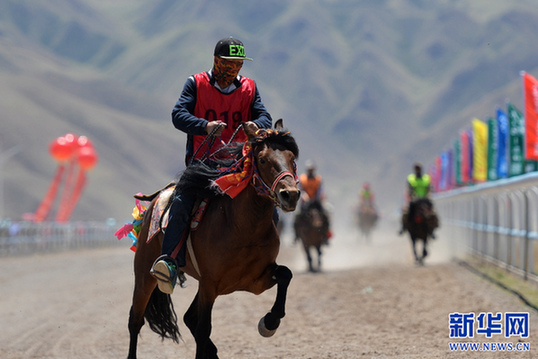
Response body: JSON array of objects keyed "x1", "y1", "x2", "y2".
[{"x1": 252, "y1": 151, "x2": 298, "y2": 206}]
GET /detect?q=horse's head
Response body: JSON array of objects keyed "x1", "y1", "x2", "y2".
[{"x1": 245, "y1": 119, "x2": 300, "y2": 212}]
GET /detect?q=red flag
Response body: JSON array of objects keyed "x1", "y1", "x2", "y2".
[{"x1": 523, "y1": 72, "x2": 538, "y2": 160}]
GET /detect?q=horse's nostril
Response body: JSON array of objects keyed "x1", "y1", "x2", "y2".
[{"x1": 279, "y1": 189, "x2": 300, "y2": 203}]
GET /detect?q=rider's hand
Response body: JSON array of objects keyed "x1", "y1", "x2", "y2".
[
  {"x1": 205, "y1": 121, "x2": 226, "y2": 136},
  {"x1": 243, "y1": 121, "x2": 259, "y2": 134}
]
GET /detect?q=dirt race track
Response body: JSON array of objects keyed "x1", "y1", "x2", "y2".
[{"x1": 1, "y1": 224, "x2": 537, "y2": 359}]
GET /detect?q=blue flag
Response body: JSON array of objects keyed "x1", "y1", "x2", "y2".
[
  {"x1": 496, "y1": 108, "x2": 508, "y2": 179},
  {"x1": 440, "y1": 151, "x2": 449, "y2": 190}
]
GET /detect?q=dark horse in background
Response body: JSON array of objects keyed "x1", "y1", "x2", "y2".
[
  {"x1": 356, "y1": 203, "x2": 378, "y2": 241},
  {"x1": 126, "y1": 120, "x2": 300, "y2": 359},
  {"x1": 294, "y1": 199, "x2": 330, "y2": 272},
  {"x1": 401, "y1": 198, "x2": 439, "y2": 265}
]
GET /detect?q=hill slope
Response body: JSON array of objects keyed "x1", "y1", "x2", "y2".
[{"x1": 1, "y1": 0, "x2": 538, "y2": 224}]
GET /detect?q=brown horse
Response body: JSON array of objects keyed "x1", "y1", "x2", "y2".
[
  {"x1": 401, "y1": 198, "x2": 439, "y2": 265},
  {"x1": 293, "y1": 199, "x2": 330, "y2": 272},
  {"x1": 126, "y1": 120, "x2": 300, "y2": 359},
  {"x1": 356, "y1": 203, "x2": 378, "y2": 241}
]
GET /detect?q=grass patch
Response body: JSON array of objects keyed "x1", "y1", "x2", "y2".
[{"x1": 463, "y1": 258, "x2": 538, "y2": 311}]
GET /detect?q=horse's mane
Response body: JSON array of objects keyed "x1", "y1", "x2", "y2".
[
  {"x1": 175, "y1": 128, "x2": 299, "y2": 199},
  {"x1": 252, "y1": 128, "x2": 299, "y2": 159}
]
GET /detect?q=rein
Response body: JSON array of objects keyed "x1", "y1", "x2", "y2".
[{"x1": 190, "y1": 123, "x2": 245, "y2": 166}]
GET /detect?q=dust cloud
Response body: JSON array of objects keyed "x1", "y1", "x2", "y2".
[{"x1": 277, "y1": 212, "x2": 461, "y2": 273}]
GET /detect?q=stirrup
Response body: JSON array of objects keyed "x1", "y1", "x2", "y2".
[
  {"x1": 150, "y1": 255, "x2": 186, "y2": 288},
  {"x1": 150, "y1": 255, "x2": 177, "y2": 281}
]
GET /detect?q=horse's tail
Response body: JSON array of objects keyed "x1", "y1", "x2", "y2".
[{"x1": 145, "y1": 288, "x2": 180, "y2": 343}]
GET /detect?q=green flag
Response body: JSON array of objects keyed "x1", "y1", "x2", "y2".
[
  {"x1": 508, "y1": 102, "x2": 524, "y2": 177},
  {"x1": 487, "y1": 117, "x2": 498, "y2": 180},
  {"x1": 455, "y1": 139, "x2": 462, "y2": 185},
  {"x1": 524, "y1": 160, "x2": 537, "y2": 173}
]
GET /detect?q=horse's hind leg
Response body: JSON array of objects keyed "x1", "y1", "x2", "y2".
[
  {"x1": 127, "y1": 306, "x2": 142, "y2": 359},
  {"x1": 316, "y1": 246, "x2": 322, "y2": 272},
  {"x1": 259, "y1": 265, "x2": 293, "y2": 337},
  {"x1": 127, "y1": 275, "x2": 157, "y2": 359},
  {"x1": 127, "y1": 226, "x2": 160, "y2": 359}
]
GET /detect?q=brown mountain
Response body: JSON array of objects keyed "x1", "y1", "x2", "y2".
[{"x1": 1, "y1": 0, "x2": 537, "y2": 226}]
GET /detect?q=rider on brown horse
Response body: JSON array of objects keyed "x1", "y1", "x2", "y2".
[
  {"x1": 294, "y1": 160, "x2": 332, "y2": 242},
  {"x1": 299, "y1": 160, "x2": 323, "y2": 204},
  {"x1": 399, "y1": 163, "x2": 437, "y2": 238},
  {"x1": 151, "y1": 37, "x2": 273, "y2": 294}
]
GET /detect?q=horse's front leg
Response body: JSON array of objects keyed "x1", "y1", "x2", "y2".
[
  {"x1": 316, "y1": 245, "x2": 322, "y2": 272},
  {"x1": 184, "y1": 292, "x2": 218, "y2": 359},
  {"x1": 185, "y1": 286, "x2": 219, "y2": 359},
  {"x1": 303, "y1": 244, "x2": 314, "y2": 272},
  {"x1": 258, "y1": 265, "x2": 293, "y2": 337},
  {"x1": 410, "y1": 237, "x2": 420, "y2": 264},
  {"x1": 422, "y1": 239, "x2": 429, "y2": 259}
]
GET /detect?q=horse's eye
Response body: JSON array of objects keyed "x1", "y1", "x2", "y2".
[{"x1": 259, "y1": 158, "x2": 266, "y2": 165}]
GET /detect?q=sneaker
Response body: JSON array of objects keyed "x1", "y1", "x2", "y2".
[{"x1": 150, "y1": 259, "x2": 177, "y2": 294}]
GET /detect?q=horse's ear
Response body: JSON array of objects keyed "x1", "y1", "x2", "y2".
[{"x1": 274, "y1": 119, "x2": 284, "y2": 131}]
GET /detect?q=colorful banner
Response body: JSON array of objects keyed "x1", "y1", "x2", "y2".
[
  {"x1": 427, "y1": 73, "x2": 538, "y2": 190},
  {"x1": 508, "y1": 102, "x2": 525, "y2": 177},
  {"x1": 468, "y1": 128, "x2": 474, "y2": 182},
  {"x1": 487, "y1": 117, "x2": 498, "y2": 181},
  {"x1": 523, "y1": 72, "x2": 538, "y2": 160},
  {"x1": 472, "y1": 119, "x2": 488, "y2": 182},
  {"x1": 454, "y1": 139, "x2": 462, "y2": 185},
  {"x1": 447, "y1": 149, "x2": 450, "y2": 189},
  {"x1": 496, "y1": 108, "x2": 509, "y2": 178},
  {"x1": 439, "y1": 151, "x2": 449, "y2": 190},
  {"x1": 434, "y1": 155, "x2": 442, "y2": 192},
  {"x1": 460, "y1": 130, "x2": 470, "y2": 184},
  {"x1": 428, "y1": 163, "x2": 437, "y2": 193}
]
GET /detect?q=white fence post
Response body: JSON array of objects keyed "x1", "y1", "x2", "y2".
[{"x1": 434, "y1": 172, "x2": 538, "y2": 282}]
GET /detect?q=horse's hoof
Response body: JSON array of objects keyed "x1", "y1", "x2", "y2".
[{"x1": 258, "y1": 316, "x2": 278, "y2": 337}]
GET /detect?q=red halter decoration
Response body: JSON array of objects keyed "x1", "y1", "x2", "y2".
[
  {"x1": 214, "y1": 128, "x2": 298, "y2": 202},
  {"x1": 271, "y1": 171, "x2": 295, "y2": 192}
]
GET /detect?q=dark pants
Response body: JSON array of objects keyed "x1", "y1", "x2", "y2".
[{"x1": 162, "y1": 190, "x2": 196, "y2": 267}]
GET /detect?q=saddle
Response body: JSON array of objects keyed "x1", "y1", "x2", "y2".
[{"x1": 143, "y1": 185, "x2": 209, "y2": 242}]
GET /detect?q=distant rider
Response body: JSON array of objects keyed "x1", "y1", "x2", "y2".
[
  {"x1": 359, "y1": 182, "x2": 375, "y2": 209},
  {"x1": 295, "y1": 160, "x2": 332, "y2": 242},
  {"x1": 399, "y1": 163, "x2": 436, "y2": 238}
]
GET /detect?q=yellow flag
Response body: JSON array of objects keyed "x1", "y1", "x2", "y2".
[{"x1": 472, "y1": 119, "x2": 488, "y2": 182}]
